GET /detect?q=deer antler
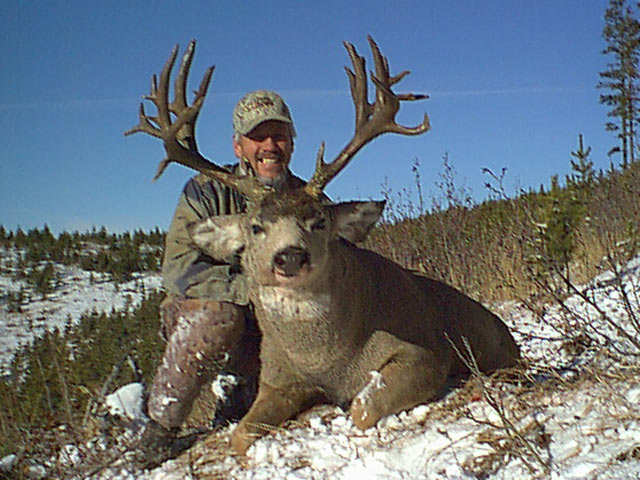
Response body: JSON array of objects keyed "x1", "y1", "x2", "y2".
[
  {"x1": 124, "y1": 40, "x2": 271, "y2": 200},
  {"x1": 304, "y1": 36, "x2": 431, "y2": 198}
]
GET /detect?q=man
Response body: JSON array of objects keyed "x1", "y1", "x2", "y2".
[{"x1": 137, "y1": 90, "x2": 305, "y2": 467}]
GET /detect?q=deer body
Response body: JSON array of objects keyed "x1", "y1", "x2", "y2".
[
  {"x1": 190, "y1": 197, "x2": 520, "y2": 454},
  {"x1": 254, "y1": 239, "x2": 450, "y2": 394}
]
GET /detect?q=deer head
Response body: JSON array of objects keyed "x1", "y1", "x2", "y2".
[{"x1": 189, "y1": 191, "x2": 386, "y2": 288}]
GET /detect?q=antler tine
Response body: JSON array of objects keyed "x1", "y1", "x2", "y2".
[
  {"x1": 171, "y1": 40, "x2": 198, "y2": 151},
  {"x1": 369, "y1": 74, "x2": 431, "y2": 135},
  {"x1": 304, "y1": 36, "x2": 431, "y2": 198},
  {"x1": 156, "y1": 45, "x2": 179, "y2": 128},
  {"x1": 368, "y1": 35, "x2": 389, "y2": 107},
  {"x1": 124, "y1": 41, "x2": 272, "y2": 201},
  {"x1": 123, "y1": 48, "x2": 177, "y2": 138},
  {"x1": 367, "y1": 35, "x2": 431, "y2": 135},
  {"x1": 129, "y1": 103, "x2": 162, "y2": 139},
  {"x1": 314, "y1": 142, "x2": 327, "y2": 172},
  {"x1": 151, "y1": 73, "x2": 158, "y2": 95},
  {"x1": 343, "y1": 41, "x2": 371, "y2": 130},
  {"x1": 173, "y1": 41, "x2": 194, "y2": 113}
]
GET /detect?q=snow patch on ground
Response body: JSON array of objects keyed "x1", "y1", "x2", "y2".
[
  {"x1": 89, "y1": 372, "x2": 640, "y2": 480},
  {"x1": 105, "y1": 383, "x2": 148, "y2": 422}
]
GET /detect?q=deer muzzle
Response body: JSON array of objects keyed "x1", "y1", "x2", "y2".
[{"x1": 272, "y1": 246, "x2": 311, "y2": 277}]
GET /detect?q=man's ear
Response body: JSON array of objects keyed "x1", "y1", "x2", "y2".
[
  {"x1": 188, "y1": 215, "x2": 246, "y2": 259},
  {"x1": 329, "y1": 200, "x2": 385, "y2": 243},
  {"x1": 233, "y1": 136, "x2": 243, "y2": 159}
]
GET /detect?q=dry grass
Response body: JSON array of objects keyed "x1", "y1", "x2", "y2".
[{"x1": 366, "y1": 161, "x2": 640, "y2": 307}]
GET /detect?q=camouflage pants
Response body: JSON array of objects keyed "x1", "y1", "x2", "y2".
[{"x1": 147, "y1": 295, "x2": 260, "y2": 429}]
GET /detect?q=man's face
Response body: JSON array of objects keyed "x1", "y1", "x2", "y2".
[{"x1": 233, "y1": 120, "x2": 293, "y2": 182}]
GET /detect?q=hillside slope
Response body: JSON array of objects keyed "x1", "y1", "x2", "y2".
[{"x1": 1, "y1": 253, "x2": 636, "y2": 479}]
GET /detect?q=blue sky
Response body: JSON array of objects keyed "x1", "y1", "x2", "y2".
[{"x1": 1, "y1": 0, "x2": 617, "y2": 233}]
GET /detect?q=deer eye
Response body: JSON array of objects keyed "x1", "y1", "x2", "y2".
[
  {"x1": 251, "y1": 224, "x2": 265, "y2": 235},
  {"x1": 311, "y1": 218, "x2": 327, "y2": 231}
]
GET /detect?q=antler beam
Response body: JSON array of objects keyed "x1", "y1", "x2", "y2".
[{"x1": 304, "y1": 36, "x2": 431, "y2": 198}]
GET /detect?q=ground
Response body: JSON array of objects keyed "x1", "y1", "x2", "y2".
[{"x1": 1, "y1": 250, "x2": 639, "y2": 479}]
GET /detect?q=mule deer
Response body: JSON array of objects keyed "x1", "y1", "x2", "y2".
[{"x1": 126, "y1": 37, "x2": 520, "y2": 455}]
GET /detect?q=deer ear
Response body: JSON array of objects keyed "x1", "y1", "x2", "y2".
[
  {"x1": 188, "y1": 215, "x2": 246, "y2": 259},
  {"x1": 330, "y1": 200, "x2": 385, "y2": 243}
]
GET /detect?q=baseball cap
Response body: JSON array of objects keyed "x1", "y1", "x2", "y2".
[{"x1": 232, "y1": 90, "x2": 296, "y2": 137}]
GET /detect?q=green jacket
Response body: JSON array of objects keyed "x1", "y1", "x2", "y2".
[{"x1": 162, "y1": 164, "x2": 305, "y2": 304}]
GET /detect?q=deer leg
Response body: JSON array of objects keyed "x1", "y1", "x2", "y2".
[
  {"x1": 231, "y1": 382, "x2": 318, "y2": 455},
  {"x1": 349, "y1": 345, "x2": 450, "y2": 430}
]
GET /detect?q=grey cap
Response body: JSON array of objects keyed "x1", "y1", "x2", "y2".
[{"x1": 232, "y1": 90, "x2": 296, "y2": 137}]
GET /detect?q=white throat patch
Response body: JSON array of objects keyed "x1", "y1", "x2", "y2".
[{"x1": 255, "y1": 286, "x2": 331, "y2": 321}]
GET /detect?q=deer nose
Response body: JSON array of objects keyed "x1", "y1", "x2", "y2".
[{"x1": 272, "y1": 246, "x2": 310, "y2": 276}]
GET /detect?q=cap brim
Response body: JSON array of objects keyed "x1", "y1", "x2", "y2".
[{"x1": 238, "y1": 115, "x2": 293, "y2": 136}]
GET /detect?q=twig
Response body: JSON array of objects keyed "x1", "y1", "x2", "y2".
[{"x1": 446, "y1": 333, "x2": 551, "y2": 476}]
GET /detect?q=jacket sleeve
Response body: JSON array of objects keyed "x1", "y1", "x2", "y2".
[{"x1": 161, "y1": 176, "x2": 249, "y2": 304}]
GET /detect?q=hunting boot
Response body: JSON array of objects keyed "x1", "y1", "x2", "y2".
[
  {"x1": 132, "y1": 419, "x2": 200, "y2": 470},
  {"x1": 137, "y1": 296, "x2": 248, "y2": 467}
]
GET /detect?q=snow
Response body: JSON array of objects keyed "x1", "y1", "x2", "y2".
[
  {"x1": 105, "y1": 383, "x2": 147, "y2": 422},
  {"x1": 211, "y1": 373, "x2": 239, "y2": 399},
  {"x1": 0, "y1": 252, "x2": 162, "y2": 375},
  {"x1": 0, "y1": 454, "x2": 17, "y2": 473},
  {"x1": 1, "y1": 248, "x2": 640, "y2": 479}
]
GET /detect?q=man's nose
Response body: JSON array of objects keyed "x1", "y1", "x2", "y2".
[{"x1": 261, "y1": 136, "x2": 277, "y2": 149}]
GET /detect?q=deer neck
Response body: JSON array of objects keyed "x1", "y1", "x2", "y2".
[{"x1": 250, "y1": 240, "x2": 359, "y2": 354}]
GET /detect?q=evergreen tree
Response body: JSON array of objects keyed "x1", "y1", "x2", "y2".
[
  {"x1": 14, "y1": 227, "x2": 26, "y2": 248},
  {"x1": 567, "y1": 134, "x2": 597, "y2": 214},
  {"x1": 598, "y1": 0, "x2": 640, "y2": 167},
  {"x1": 537, "y1": 175, "x2": 583, "y2": 293},
  {"x1": 568, "y1": 134, "x2": 596, "y2": 187},
  {"x1": 28, "y1": 262, "x2": 57, "y2": 299}
]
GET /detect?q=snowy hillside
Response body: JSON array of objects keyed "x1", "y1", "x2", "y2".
[
  {"x1": 1, "y1": 250, "x2": 639, "y2": 479},
  {"x1": 84, "y1": 256, "x2": 640, "y2": 480},
  {"x1": 0, "y1": 246, "x2": 162, "y2": 376}
]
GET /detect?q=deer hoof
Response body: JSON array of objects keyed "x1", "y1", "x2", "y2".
[
  {"x1": 230, "y1": 424, "x2": 254, "y2": 455},
  {"x1": 349, "y1": 396, "x2": 381, "y2": 430}
]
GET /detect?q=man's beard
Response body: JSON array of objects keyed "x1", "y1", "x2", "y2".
[
  {"x1": 257, "y1": 168, "x2": 291, "y2": 191},
  {"x1": 246, "y1": 153, "x2": 291, "y2": 191}
]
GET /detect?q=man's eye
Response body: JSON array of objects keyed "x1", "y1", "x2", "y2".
[
  {"x1": 311, "y1": 219, "x2": 326, "y2": 231},
  {"x1": 251, "y1": 224, "x2": 265, "y2": 235}
]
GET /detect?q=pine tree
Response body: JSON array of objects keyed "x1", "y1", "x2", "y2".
[
  {"x1": 568, "y1": 134, "x2": 595, "y2": 186},
  {"x1": 14, "y1": 227, "x2": 26, "y2": 248},
  {"x1": 598, "y1": 0, "x2": 640, "y2": 167},
  {"x1": 537, "y1": 175, "x2": 583, "y2": 293},
  {"x1": 567, "y1": 134, "x2": 596, "y2": 216}
]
